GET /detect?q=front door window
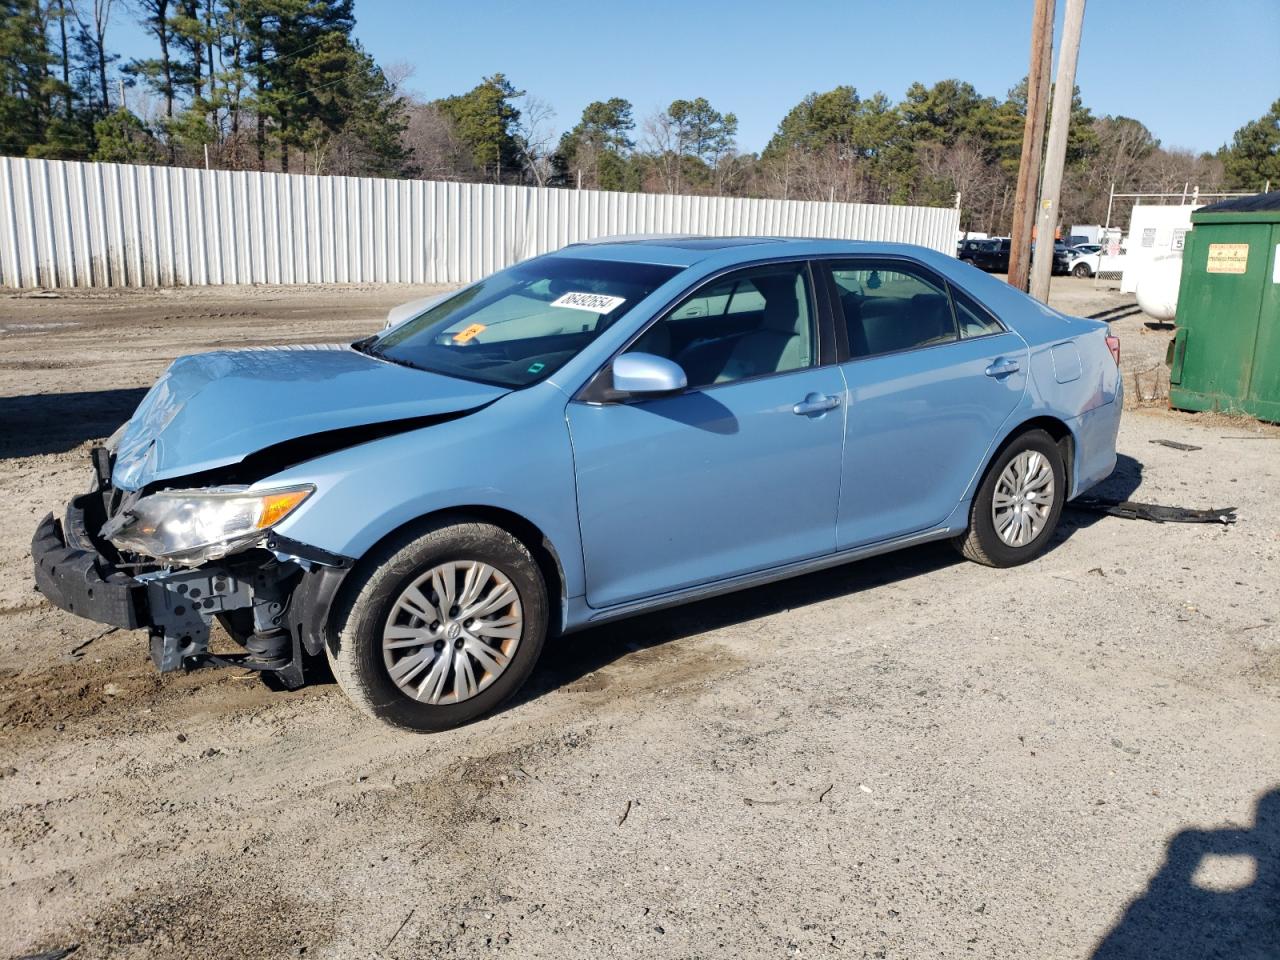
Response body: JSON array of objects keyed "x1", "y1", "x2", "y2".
[{"x1": 626, "y1": 262, "x2": 815, "y2": 388}]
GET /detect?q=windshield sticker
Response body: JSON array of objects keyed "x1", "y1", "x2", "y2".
[
  {"x1": 550, "y1": 291, "x2": 627, "y2": 314},
  {"x1": 527, "y1": 361, "x2": 545, "y2": 374},
  {"x1": 452, "y1": 322, "x2": 487, "y2": 343}
]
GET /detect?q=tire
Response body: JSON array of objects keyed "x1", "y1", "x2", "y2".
[
  {"x1": 954, "y1": 429, "x2": 1066, "y2": 568},
  {"x1": 1072, "y1": 263, "x2": 1093, "y2": 278},
  {"x1": 326, "y1": 519, "x2": 548, "y2": 732}
]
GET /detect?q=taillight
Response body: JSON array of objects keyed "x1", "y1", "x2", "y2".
[{"x1": 1105, "y1": 334, "x2": 1120, "y2": 365}]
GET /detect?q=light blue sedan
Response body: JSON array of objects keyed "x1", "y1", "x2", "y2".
[{"x1": 33, "y1": 237, "x2": 1122, "y2": 731}]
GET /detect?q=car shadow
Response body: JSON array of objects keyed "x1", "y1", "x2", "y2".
[
  {"x1": 0, "y1": 388, "x2": 147, "y2": 459},
  {"x1": 519, "y1": 538, "x2": 965, "y2": 705},
  {"x1": 641, "y1": 390, "x2": 739, "y2": 435},
  {"x1": 1053, "y1": 452, "x2": 1144, "y2": 546},
  {"x1": 1092, "y1": 788, "x2": 1280, "y2": 959},
  {"x1": 1088, "y1": 305, "x2": 1145, "y2": 322}
]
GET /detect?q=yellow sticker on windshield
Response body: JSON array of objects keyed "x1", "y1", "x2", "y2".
[{"x1": 452, "y1": 323, "x2": 486, "y2": 343}]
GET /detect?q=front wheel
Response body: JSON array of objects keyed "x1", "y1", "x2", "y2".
[
  {"x1": 327, "y1": 519, "x2": 548, "y2": 732},
  {"x1": 1072, "y1": 263, "x2": 1093, "y2": 278},
  {"x1": 954, "y1": 429, "x2": 1065, "y2": 568}
]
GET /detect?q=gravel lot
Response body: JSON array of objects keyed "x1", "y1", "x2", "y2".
[{"x1": 1, "y1": 277, "x2": 1277, "y2": 959}]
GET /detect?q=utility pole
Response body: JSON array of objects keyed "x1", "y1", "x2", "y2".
[
  {"x1": 1030, "y1": 0, "x2": 1086, "y2": 302},
  {"x1": 1008, "y1": 0, "x2": 1054, "y2": 292}
]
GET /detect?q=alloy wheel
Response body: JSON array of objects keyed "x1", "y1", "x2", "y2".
[
  {"x1": 381, "y1": 561, "x2": 523, "y2": 704},
  {"x1": 991, "y1": 450, "x2": 1055, "y2": 547}
]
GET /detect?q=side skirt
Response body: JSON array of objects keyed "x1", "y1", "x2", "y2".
[{"x1": 565, "y1": 525, "x2": 960, "y2": 633}]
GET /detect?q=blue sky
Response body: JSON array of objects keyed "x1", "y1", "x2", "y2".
[{"x1": 110, "y1": 0, "x2": 1279, "y2": 155}]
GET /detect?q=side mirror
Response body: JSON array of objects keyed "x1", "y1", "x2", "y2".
[{"x1": 611, "y1": 353, "x2": 688, "y2": 397}]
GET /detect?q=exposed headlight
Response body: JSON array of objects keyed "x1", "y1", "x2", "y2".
[{"x1": 101, "y1": 485, "x2": 314, "y2": 566}]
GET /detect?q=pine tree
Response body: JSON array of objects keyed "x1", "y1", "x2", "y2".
[
  {"x1": 433, "y1": 74, "x2": 524, "y2": 182},
  {"x1": 1222, "y1": 100, "x2": 1280, "y2": 191},
  {"x1": 0, "y1": 0, "x2": 53, "y2": 155}
]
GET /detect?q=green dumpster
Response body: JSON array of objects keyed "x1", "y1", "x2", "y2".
[{"x1": 1168, "y1": 191, "x2": 1280, "y2": 423}]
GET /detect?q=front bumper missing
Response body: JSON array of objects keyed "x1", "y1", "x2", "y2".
[{"x1": 32, "y1": 491, "x2": 351, "y2": 688}]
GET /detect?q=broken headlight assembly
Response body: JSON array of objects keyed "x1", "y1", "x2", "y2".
[{"x1": 100, "y1": 485, "x2": 314, "y2": 566}]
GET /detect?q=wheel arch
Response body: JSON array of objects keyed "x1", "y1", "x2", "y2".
[
  {"x1": 980, "y1": 415, "x2": 1076, "y2": 497},
  {"x1": 334, "y1": 505, "x2": 569, "y2": 638}
]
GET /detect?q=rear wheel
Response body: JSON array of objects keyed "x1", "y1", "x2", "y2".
[
  {"x1": 327, "y1": 519, "x2": 548, "y2": 732},
  {"x1": 954, "y1": 429, "x2": 1065, "y2": 568},
  {"x1": 1072, "y1": 263, "x2": 1093, "y2": 278}
]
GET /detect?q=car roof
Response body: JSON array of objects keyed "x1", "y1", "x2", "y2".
[
  {"x1": 556, "y1": 235, "x2": 781, "y2": 267},
  {"x1": 574, "y1": 234, "x2": 780, "y2": 251},
  {"x1": 550, "y1": 235, "x2": 949, "y2": 269}
]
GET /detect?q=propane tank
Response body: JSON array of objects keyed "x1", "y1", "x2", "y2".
[{"x1": 1136, "y1": 255, "x2": 1182, "y2": 323}]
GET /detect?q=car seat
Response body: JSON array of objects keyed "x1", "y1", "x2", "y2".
[{"x1": 676, "y1": 274, "x2": 810, "y2": 386}]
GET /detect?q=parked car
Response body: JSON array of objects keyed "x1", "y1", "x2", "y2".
[
  {"x1": 972, "y1": 239, "x2": 1070, "y2": 276},
  {"x1": 1068, "y1": 245, "x2": 1122, "y2": 278},
  {"x1": 33, "y1": 237, "x2": 1123, "y2": 732},
  {"x1": 968, "y1": 238, "x2": 1008, "y2": 272},
  {"x1": 1054, "y1": 240, "x2": 1075, "y2": 273},
  {"x1": 957, "y1": 238, "x2": 989, "y2": 263}
]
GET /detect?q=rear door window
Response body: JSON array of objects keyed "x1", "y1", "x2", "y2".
[
  {"x1": 828, "y1": 261, "x2": 959, "y2": 358},
  {"x1": 950, "y1": 284, "x2": 1005, "y2": 338}
]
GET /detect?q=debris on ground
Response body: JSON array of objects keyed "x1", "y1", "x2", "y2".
[
  {"x1": 1149, "y1": 439, "x2": 1202, "y2": 451},
  {"x1": 386, "y1": 910, "x2": 415, "y2": 950},
  {"x1": 68, "y1": 627, "x2": 117, "y2": 659},
  {"x1": 1069, "y1": 498, "x2": 1237, "y2": 524},
  {"x1": 16, "y1": 946, "x2": 79, "y2": 960}
]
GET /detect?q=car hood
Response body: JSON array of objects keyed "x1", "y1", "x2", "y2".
[{"x1": 112, "y1": 344, "x2": 509, "y2": 489}]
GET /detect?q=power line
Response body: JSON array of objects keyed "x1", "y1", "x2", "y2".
[
  {"x1": 290, "y1": 67, "x2": 359, "y2": 101},
  {"x1": 259, "y1": 32, "x2": 338, "y2": 68}
]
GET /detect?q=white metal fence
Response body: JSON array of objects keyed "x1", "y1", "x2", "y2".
[{"x1": 0, "y1": 156, "x2": 959, "y2": 290}]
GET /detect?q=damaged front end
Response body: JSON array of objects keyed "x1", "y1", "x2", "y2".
[
  {"x1": 32, "y1": 445, "x2": 352, "y2": 689},
  {"x1": 32, "y1": 342, "x2": 512, "y2": 688}
]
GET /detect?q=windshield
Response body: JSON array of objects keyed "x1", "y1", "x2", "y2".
[{"x1": 369, "y1": 256, "x2": 682, "y2": 387}]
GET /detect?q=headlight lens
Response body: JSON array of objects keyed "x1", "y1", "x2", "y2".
[{"x1": 102, "y1": 485, "x2": 313, "y2": 565}]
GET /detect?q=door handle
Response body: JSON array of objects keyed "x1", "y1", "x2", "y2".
[
  {"x1": 793, "y1": 393, "x2": 841, "y2": 416},
  {"x1": 985, "y1": 357, "x2": 1021, "y2": 378}
]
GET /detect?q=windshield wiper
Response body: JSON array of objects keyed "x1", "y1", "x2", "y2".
[{"x1": 352, "y1": 337, "x2": 425, "y2": 371}]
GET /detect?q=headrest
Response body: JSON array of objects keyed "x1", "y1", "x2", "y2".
[{"x1": 755, "y1": 274, "x2": 802, "y2": 334}]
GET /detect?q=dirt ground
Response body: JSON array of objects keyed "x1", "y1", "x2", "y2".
[{"x1": 1, "y1": 276, "x2": 1277, "y2": 960}]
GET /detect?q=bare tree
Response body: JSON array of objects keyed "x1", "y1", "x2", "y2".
[
  {"x1": 916, "y1": 139, "x2": 1003, "y2": 232},
  {"x1": 382, "y1": 60, "x2": 415, "y2": 98},
  {"x1": 642, "y1": 109, "x2": 683, "y2": 193},
  {"x1": 71, "y1": 0, "x2": 115, "y2": 111},
  {"x1": 514, "y1": 94, "x2": 556, "y2": 187},
  {"x1": 401, "y1": 99, "x2": 477, "y2": 181},
  {"x1": 1141, "y1": 147, "x2": 1224, "y2": 194}
]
